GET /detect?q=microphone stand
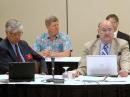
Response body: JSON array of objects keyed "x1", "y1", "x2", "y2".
[{"x1": 46, "y1": 57, "x2": 64, "y2": 83}]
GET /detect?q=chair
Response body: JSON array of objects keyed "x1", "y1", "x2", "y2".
[{"x1": 0, "y1": 37, "x2": 2, "y2": 41}]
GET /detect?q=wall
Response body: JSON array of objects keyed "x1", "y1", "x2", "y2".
[
  {"x1": 0, "y1": 0, "x2": 67, "y2": 46},
  {"x1": 68, "y1": 0, "x2": 130, "y2": 56},
  {"x1": 0, "y1": 0, "x2": 130, "y2": 56}
]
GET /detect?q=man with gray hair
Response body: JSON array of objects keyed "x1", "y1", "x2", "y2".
[{"x1": 0, "y1": 19, "x2": 47, "y2": 74}]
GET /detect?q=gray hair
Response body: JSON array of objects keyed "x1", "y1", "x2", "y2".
[
  {"x1": 45, "y1": 16, "x2": 58, "y2": 27},
  {"x1": 5, "y1": 19, "x2": 23, "y2": 33}
]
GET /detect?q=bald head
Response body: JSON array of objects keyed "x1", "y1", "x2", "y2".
[
  {"x1": 98, "y1": 20, "x2": 113, "y2": 29},
  {"x1": 98, "y1": 20, "x2": 114, "y2": 43}
]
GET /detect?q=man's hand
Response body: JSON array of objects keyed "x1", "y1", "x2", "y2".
[
  {"x1": 71, "y1": 70, "x2": 81, "y2": 77},
  {"x1": 39, "y1": 50, "x2": 51, "y2": 57},
  {"x1": 119, "y1": 69, "x2": 129, "y2": 77}
]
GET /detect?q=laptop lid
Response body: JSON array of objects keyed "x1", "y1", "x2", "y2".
[
  {"x1": 9, "y1": 62, "x2": 35, "y2": 82},
  {"x1": 86, "y1": 55, "x2": 118, "y2": 76}
]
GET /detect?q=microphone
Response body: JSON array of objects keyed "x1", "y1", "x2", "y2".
[
  {"x1": 46, "y1": 57, "x2": 64, "y2": 83},
  {"x1": 40, "y1": 57, "x2": 48, "y2": 74},
  {"x1": 51, "y1": 57, "x2": 55, "y2": 80}
]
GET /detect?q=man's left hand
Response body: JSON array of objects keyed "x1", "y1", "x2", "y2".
[{"x1": 119, "y1": 69, "x2": 129, "y2": 77}]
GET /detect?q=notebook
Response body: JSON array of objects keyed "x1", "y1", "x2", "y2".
[
  {"x1": 86, "y1": 55, "x2": 118, "y2": 76},
  {"x1": 9, "y1": 62, "x2": 35, "y2": 82}
]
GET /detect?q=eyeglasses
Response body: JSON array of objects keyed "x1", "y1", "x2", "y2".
[
  {"x1": 100, "y1": 28, "x2": 113, "y2": 33},
  {"x1": 9, "y1": 32, "x2": 23, "y2": 37}
]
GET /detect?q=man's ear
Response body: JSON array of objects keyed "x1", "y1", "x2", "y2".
[
  {"x1": 97, "y1": 28, "x2": 99, "y2": 33},
  {"x1": 98, "y1": 30, "x2": 104, "y2": 38},
  {"x1": 96, "y1": 29, "x2": 100, "y2": 38}
]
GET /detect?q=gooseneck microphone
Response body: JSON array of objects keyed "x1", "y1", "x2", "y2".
[
  {"x1": 46, "y1": 57, "x2": 64, "y2": 83},
  {"x1": 51, "y1": 57, "x2": 55, "y2": 81}
]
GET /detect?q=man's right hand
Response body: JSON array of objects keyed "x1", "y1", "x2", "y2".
[{"x1": 39, "y1": 50, "x2": 51, "y2": 57}]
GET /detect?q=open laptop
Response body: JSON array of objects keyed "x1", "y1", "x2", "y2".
[
  {"x1": 9, "y1": 62, "x2": 35, "y2": 82},
  {"x1": 86, "y1": 55, "x2": 118, "y2": 76}
]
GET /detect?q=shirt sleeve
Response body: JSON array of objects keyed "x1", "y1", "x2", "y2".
[
  {"x1": 63, "y1": 34, "x2": 73, "y2": 51},
  {"x1": 33, "y1": 35, "x2": 42, "y2": 52}
]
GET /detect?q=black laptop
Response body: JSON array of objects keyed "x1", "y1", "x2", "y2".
[{"x1": 9, "y1": 62, "x2": 35, "y2": 82}]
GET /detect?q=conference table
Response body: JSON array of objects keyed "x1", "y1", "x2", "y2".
[
  {"x1": 0, "y1": 74, "x2": 130, "y2": 97},
  {"x1": 45, "y1": 57, "x2": 81, "y2": 75}
]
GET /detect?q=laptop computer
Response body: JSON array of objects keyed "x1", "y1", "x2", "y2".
[
  {"x1": 86, "y1": 55, "x2": 118, "y2": 76},
  {"x1": 9, "y1": 62, "x2": 35, "y2": 82}
]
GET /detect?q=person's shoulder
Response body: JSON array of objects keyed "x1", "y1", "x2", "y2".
[
  {"x1": 118, "y1": 31, "x2": 130, "y2": 37},
  {"x1": 41, "y1": 32, "x2": 48, "y2": 35},
  {"x1": 0, "y1": 39, "x2": 4, "y2": 46},
  {"x1": 0, "y1": 38, "x2": 7, "y2": 46},
  {"x1": 114, "y1": 38, "x2": 128, "y2": 45},
  {"x1": 0, "y1": 38, "x2": 9, "y2": 50},
  {"x1": 58, "y1": 32, "x2": 68, "y2": 36},
  {"x1": 84, "y1": 39, "x2": 98, "y2": 48},
  {"x1": 58, "y1": 32, "x2": 70, "y2": 40},
  {"x1": 19, "y1": 40, "x2": 28, "y2": 45},
  {"x1": 36, "y1": 32, "x2": 48, "y2": 39}
]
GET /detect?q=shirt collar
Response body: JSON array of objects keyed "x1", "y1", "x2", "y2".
[
  {"x1": 47, "y1": 32, "x2": 59, "y2": 39},
  {"x1": 8, "y1": 39, "x2": 18, "y2": 47},
  {"x1": 113, "y1": 29, "x2": 118, "y2": 38},
  {"x1": 100, "y1": 40, "x2": 111, "y2": 47},
  {"x1": 8, "y1": 40, "x2": 18, "y2": 54}
]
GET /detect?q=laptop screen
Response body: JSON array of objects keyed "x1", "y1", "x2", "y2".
[
  {"x1": 9, "y1": 62, "x2": 35, "y2": 82},
  {"x1": 86, "y1": 55, "x2": 118, "y2": 76}
]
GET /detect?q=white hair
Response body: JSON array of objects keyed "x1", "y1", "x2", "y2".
[{"x1": 5, "y1": 19, "x2": 23, "y2": 33}]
